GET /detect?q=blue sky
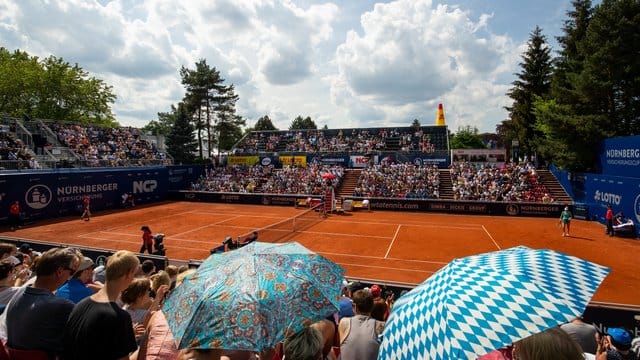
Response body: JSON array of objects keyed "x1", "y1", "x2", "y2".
[{"x1": 0, "y1": 0, "x2": 585, "y2": 133}]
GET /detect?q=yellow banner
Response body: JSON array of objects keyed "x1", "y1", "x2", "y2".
[
  {"x1": 279, "y1": 156, "x2": 307, "y2": 167},
  {"x1": 227, "y1": 156, "x2": 259, "y2": 166}
]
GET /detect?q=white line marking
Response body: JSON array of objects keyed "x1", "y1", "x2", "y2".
[
  {"x1": 336, "y1": 262, "x2": 435, "y2": 274},
  {"x1": 482, "y1": 225, "x2": 501, "y2": 250},
  {"x1": 384, "y1": 225, "x2": 402, "y2": 259},
  {"x1": 316, "y1": 252, "x2": 448, "y2": 265},
  {"x1": 171, "y1": 215, "x2": 242, "y2": 237},
  {"x1": 303, "y1": 230, "x2": 391, "y2": 239}
]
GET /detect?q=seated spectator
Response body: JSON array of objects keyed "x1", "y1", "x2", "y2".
[
  {"x1": 0, "y1": 259, "x2": 30, "y2": 307},
  {"x1": 339, "y1": 289, "x2": 385, "y2": 360},
  {"x1": 596, "y1": 327, "x2": 637, "y2": 360},
  {"x1": 560, "y1": 316, "x2": 598, "y2": 354},
  {"x1": 239, "y1": 231, "x2": 259, "y2": 247},
  {"x1": 56, "y1": 256, "x2": 96, "y2": 303},
  {"x1": 2, "y1": 247, "x2": 81, "y2": 357}
]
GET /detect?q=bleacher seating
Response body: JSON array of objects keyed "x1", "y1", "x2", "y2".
[{"x1": 233, "y1": 126, "x2": 449, "y2": 155}]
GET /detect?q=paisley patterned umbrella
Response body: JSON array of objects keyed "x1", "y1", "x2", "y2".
[{"x1": 163, "y1": 241, "x2": 344, "y2": 351}]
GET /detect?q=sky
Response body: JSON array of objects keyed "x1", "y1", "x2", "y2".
[{"x1": 0, "y1": 0, "x2": 582, "y2": 133}]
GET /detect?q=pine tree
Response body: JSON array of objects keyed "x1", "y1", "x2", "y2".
[
  {"x1": 503, "y1": 26, "x2": 553, "y2": 160},
  {"x1": 166, "y1": 104, "x2": 197, "y2": 164}
]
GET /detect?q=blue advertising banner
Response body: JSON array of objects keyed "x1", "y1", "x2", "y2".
[
  {"x1": 598, "y1": 135, "x2": 640, "y2": 177},
  {"x1": 167, "y1": 165, "x2": 205, "y2": 191},
  {"x1": 0, "y1": 167, "x2": 168, "y2": 223}
]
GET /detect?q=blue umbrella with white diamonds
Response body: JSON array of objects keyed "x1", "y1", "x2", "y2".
[{"x1": 378, "y1": 246, "x2": 610, "y2": 360}]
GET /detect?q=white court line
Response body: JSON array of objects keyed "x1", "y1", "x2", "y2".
[
  {"x1": 171, "y1": 215, "x2": 243, "y2": 237},
  {"x1": 104, "y1": 210, "x2": 198, "y2": 232},
  {"x1": 483, "y1": 225, "x2": 501, "y2": 250},
  {"x1": 336, "y1": 262, "x2": 435, "y2": 274},
  {"x1": 317, "y1": 251, "x2": 448, "y2": 265},
  {"x1": 303, "y1": 230, "x2": 391, "y2": 239},
  {"x1": 77, "y1": 235, "x2": 211, "y2": 251},
  {"x1": 327, "y1": 218, "x2": 483, "y2": 229},
  {"x1": 384, "y1": 225, "x2": 402, "y2": 259}
]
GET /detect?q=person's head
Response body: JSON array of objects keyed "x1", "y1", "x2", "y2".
[
  {"x1": 606, "y1": 328, "x2": 632, "y2": 351},
  {"x1": 105, "y1": 250, "x2": 140, "y2": 283},
  {"x1": 370, "y1": 284, "x2": 382, "y2": 298},
  {"x1": 512, "y1": 327, "x2": 583, "y2": 360},
  {"x1": 0, "y1": 259, "x2": 16, "y2": 282},
  {"x1": 607, "y1": 205, "x2": 612, "y2": 209},
  {"x1": 141, "y1": 225, "x2": 151, "y2": 232},
  {"x1": 34, "y1": 247, "x2": 81, "y2": 277},
  {"x1": 150, "y1": 270, "x2": 171, "y2": 291},
  {"x1": 165, "y1": 265, "x2": 178, "y2": 278},
  {"x1": 176, "y1": 268, "x2": 196, "y2": 287},
  {"x1": 74, "y1": 256, "x2": 95, "y2": 282},
  {"x1": 121, "y1": 277, "x2": 152, "y2": 306},
  {"x1": 564, "y1": 206, "x2": 569, "y2": 211},
  {"x1": 283, "y1": 326, "x2": 323, "y2": 360},
  {"x1": 141, "y1": 259, "x2": 156, "y2": 275},
  {"x1": 0, "y1": 243, "x2": 17, "y2": 260},
  {"x1": 351, "y1": 289, "x2": 374, "y2": 314}
]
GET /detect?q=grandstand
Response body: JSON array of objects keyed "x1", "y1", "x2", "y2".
[{"x1": 1, "y1": 115, "x2": 172, "y2": 170}]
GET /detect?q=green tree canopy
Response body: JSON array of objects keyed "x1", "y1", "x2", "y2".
[
  {"x1": 449, "y1": 126, "x2": 486, "y2": 149},
  {"x1": 254, "y1": 115, "x2": 278, "y2": 131},
  {"x1": 289, "y1": 116, "x2": 317, "y2": 130},
  {"x1": 0, "y1": 47, "x2": 116, "y2": 125}
]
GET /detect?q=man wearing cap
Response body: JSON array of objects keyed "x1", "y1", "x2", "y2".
[
  {"x1": 596, "y1": 327, "x2": 637, "y2": 359},
  {"x1": 56, "y1": 256, "x2": 96, "y2": 303},
  {"x1": 369, "y1": 285, "x2": 389, "y2": 321}
]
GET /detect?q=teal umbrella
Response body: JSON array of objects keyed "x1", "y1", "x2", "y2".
[{"x1": 163, "y1": 241, "x2": 344, "y2": 351}]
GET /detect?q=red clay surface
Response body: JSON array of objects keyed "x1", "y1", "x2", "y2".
[{"x1": 1, "y1": 201, "x2": 638, "y2": 307}]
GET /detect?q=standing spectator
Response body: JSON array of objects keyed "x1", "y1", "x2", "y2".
[
  {"x1": 63, "y1": 250, "x2": 140, "y2": 360},
  {"x1": 8, "y1": 201, "x2": 21, "y2": 231},
  {"x1": 3, "y1": 247, "x2": 81, "y2": 357},
  {"x1": 81, "y1": 195, "x2": 91, "y2": 221},
  {"x1": 56, "y1": 256, "x2": 95, "y2": 303},
  {"x1": 560, "y1": 317, "x2": 598, "y2": 354},
  {"x1": 140, "y1": 226, "x2": 153, "y2": 254},
  {"x1": 339, "y1": 289, "x2": 385, "y2": 360},
  {"x1": 605, "y1": 205, "x2": 615, "y2": 237},
  {"x1": 560, "y1": 206, "x2": 573, "y2": 237}
]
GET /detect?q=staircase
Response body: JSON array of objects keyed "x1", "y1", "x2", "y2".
[
  {"x1": 537, "y1": 169, "x2": 573, "y2": 204},
  {"x1": 438, "y1": 169, "x2": 453, "y2": 199},
  {"x1": 337, "y1": 169, "x2": 362, "y2": 198}
]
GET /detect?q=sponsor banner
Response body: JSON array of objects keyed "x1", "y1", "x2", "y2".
[
  {"x1": 228, "y1": 156, "x2": 260, "y2": 166},
  {"x1": 409, "y1": 156, "x2": 450, "y2": 167},
  {"x1": 314, "y1": 156, "x2": 349, "y2": 165},
  {"x1": 451, "y1": 149, "x2": 507, "y2": 164},
  {"x1": 351, "y1": 198, "x2": 563, "y2": 217},
  {"x1": 169, "y1": 191, "x2": 304, "y2": 207},
  {"x1": 173, "y1": 191, "x2": 563, "y2": 218},
  {"x1": 599, "y1": 135, "x2": 640, "y2": 177},
  {"x1": 260, "y1": 157, "x2": 274, "y2": 166},
  {"x1": 167, "y1": 165, "x2": 205, "y2": 191},
  {"x1": 279, "y1": 156, "x2": 307, "y2": 167},
  {"x1": 1, "y1": 167, "x2": 167, "y2": 223},
  {"x1": 349, "y1": 155, "x2": 374, "y2": 168}
]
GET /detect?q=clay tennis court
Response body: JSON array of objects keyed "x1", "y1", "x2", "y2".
[{"x1": 1, "y1": 201, "x2": 638, "y2": 307}]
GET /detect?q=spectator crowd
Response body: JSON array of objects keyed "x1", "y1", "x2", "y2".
[
  {"x1": 0, "y1": 241, "x2": 637, "y2": 360},
  {"x1": 234, "y1": 127, "x2": 445, "y2": 155},
  {"x1": 191, "y1": 164, "x2": 344, "y2": 195}
]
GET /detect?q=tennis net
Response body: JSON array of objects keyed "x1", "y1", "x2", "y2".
[{"x1": 251, "y1": 204, "x2": 324, "y2": 243}]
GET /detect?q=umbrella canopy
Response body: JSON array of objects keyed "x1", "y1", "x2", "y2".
[
  {"x1": 322, "y1": 173, "x2": 336, "y2": 179},
  {"x1": 378, "y1": 246, "x2": 610, "y2": 360},
  {"x1": 163, "y1": 241, "x2": 345, "y2": 352}
]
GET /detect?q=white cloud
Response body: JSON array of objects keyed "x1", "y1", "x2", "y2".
[{"x1": 0, "y1": 0, "x2": 557, "y2": 133}]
